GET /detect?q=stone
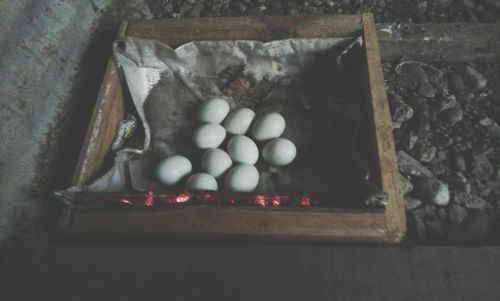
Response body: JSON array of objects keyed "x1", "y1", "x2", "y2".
[
  {"x1": 469, "y1": 153, "x2": 494, "y2": 182},
  {"x1": 437, "y1": 208, "x2": 447, "y2": 221},
  {"x1": 407, "y1": 212, "x2": 427, "y2": 242},
  {"x1": 418, "y1": 82, "x2": 437, "y2": 98},
  {"x1": 454, "y1": 154, "x2": 467, "y2": 172},
  {"x1": 413, "y1": 208, "x2": 426, "y2": 219},
  {"x1": 414, "y1": 178, "x2": 450, "y2": 206},
  {"x1": 438, "y1": 95, "x2": 458, "y2": 112},
  {"x1": 448, "y1": 203, "x2": 468, "y2": 225},
  {"x1": 479, "y1": 117, "x2": 493, "y2": 127},
  {"x1": 449, "y1": 73, "x2": 467, "y2": 94},
  {"x1": 397, "y1": 151, "x2": 434, "y2": 178},
  {"x1": 389, "y1": 96, "x2": 414, "y2": 123},
  {"x1": 461, "y1": 209, "x2": 489, "y2": 244},
  {"x1": 399, "y1": 174, "x2": 413, "y2": 195},
  {"x1": 404, "y1": 196, "x2": 422, "y2": 211},
  {"x1": 424, "y1": 218, "x2": 443, "y2": 237},
  {"x1": 413, "y1": 142, "x2": 437, "y2": 163},
  {"x1": 446, "y1": 172, "x2": 468, "y2": 192},
  {"x1": 461, "y1": 65, "x2": 488, "y2": 90},
  {"x1": 439, "y1": 108, "x2": 463, "y2": 126},
  {"x1": 424, "y1": 204, "x2": 437, "y2": 217},
  {"x1": 453, "y1": 191, "x2": 494, "y2": 210}
]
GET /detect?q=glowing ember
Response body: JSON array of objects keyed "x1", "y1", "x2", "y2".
[
  {"x1": 144, "y1": 191, "x2": 155, "y2": 207},
  {"x1": 255, "y1": 195, "x2": 267, "y2": 207},
  {"x1": 120, "y1": 199, "x2": 133, "y2": 205},
  {"x1": 271, "y1": 196, "x2": 281, "y2": 207},
  {"x1": 175, "y1": 192, "x2": 191, "y2": 203},
  {"x1": 299, "y1": 195, "x2": 311, "y2": 207}
]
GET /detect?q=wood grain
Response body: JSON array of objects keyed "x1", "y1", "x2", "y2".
[
  {"x1": 71, "y1": 22, "x2": 129, "y2": 185},
  {"x1": 361, "y1": 14, "x2": 406, "y2": 242},
  {"x1": 377, "y1": 23, "x2": 500, "y2": 62},
  {"x1": 127, "y1": 15, "x2": 362, "y2": 46}
]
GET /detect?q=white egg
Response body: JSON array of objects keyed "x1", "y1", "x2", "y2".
[
  {"x1": 201, "y1": 148, "x2": 233, "y2": 178},
  {"x1": 227, "y1": 135, "x2": 259, "y2": 165},
  {"x1": 198, "y1": 98, "x2": 230, "y2": 124},
  {"x1": 186, "y1": 173, "x2": 218, "y2": 191},
  {"x1": 193, "y1": 123, "x2": 226, "y2": 149},
  {"x1": 251, "y1": 112, "x2": 286, "y2": 141},
  {"x1": 225, "y1": 164, "x2": 260, "y2": 192},
  {"x1": 262, "y1": 138, "x2": 296, "y2": 166},
  {"x1": 223, "y1": 107, "x2": 256, "y2": 135},
  {"x1": 156, "y1": 155, "x2": 192, "y2": 186}
]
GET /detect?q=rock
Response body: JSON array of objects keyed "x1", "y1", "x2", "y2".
[
  {"x1": 424, "y1": 204, "x2": 437, "y2": 217},
  {"x1": 407, "y1": 212, "x2": 427, "y2": 242},
  {"x1": 479, "y1": 117, "x2": 493, "y2": 127},
  {"x1": 446, "y1": 172, "x2": 469, "y2": 192},
  {"x1": 407, "y1": 131, "x2": 419, "y2": 151},
  {"x1": 230, "y1": 0, "x2": 247, "y2": 13},
  {"x1": 461, "y1": 209, "x2": 489, "y2": 244},
  {"x1": 448, "y1": 203, "x2": 468, "y2": 225},
  {"x1": 413, "y1": 142, "x2": 437, "y2": 163},
  {"x1": 405, "y1": 196, "x2": 422, "y2": 211},
  {"x1": 397, "y1": 151, "x2": 434, "y2": 178},
  {"x1": 461, "y1": 65, "x2": 488, "y2": 90},
  {"x1": 418, "y1": 82, "x2": 437, "y2": 98},
  {"x1": 453, "y1": 191, "x2": 494, "y2": 210},
  {"x1": 413, "y1": 208, "x2": 426, "y2": 219},
  {"x1": 437, "y1": 208, "x2": 447, "y2": 221},
  {"x1": 454, "y1": 154, "x2": 467, "y2": 172},
  {"x1": 414, "y1": 178, "x2": 450, "y2": 206},
  {"x1": 439, "y1": 108, "x2": 463, "y2": 126},
  {"x1": 424, "y1": 218, "x2": 443, "y2": 237},
  {"x1": 438, "y1": 95, "x2": 458, "y2": 112},
  {"x1": 399, "y1": 174, "x2": 413, "y2": 195},
  {"x1": 449, "y1": 73, "x2": 467, "y2": 94},
  {"x1": 469, "y1": 153, "x2": 493, "y2": 182},
  {"x1": 389, "y1": 96, "x2": 414, "y2": 123}
]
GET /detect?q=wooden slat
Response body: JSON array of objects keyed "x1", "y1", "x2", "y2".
[
  {"x1": 362, "y1": 14, "x2": 406, "y2": 242},
  {"x1": 64, "y1": 206, "x2": 387, "y2": 242},
  {"x1": 127, "y1": 15, "x2": 362, "y2": 47},
  {"x1": 378, "y1": 23, "x2": 500, "y2": 62},
  {"x1": 71, "y1": 22, "x2": 128, "y2": 185}
]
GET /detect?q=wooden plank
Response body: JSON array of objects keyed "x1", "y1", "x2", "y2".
[
  {"x1": 71, "y1": 22, "x2": 129, "y2": 185},
  {"x1": 377, "y1": 23, "x2": 500, "y2": 62},
  {"x1": 127, "y1": 15, "x2": 362, "y2": 47},
  {"x1": 63, "y1": 205, "x2": 387, "y2": 242},
  {"x1": 362, "y1": 14, "x2": 406, "y2": 243}
]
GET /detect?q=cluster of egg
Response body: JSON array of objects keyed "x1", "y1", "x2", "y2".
[{"x1": 156, "y1": 98, "x2": 296, "y2": 192}]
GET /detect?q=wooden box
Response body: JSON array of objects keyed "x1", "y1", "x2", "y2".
[{"x1": 60, "y1": 13, "x2": 406, "y2": 243}]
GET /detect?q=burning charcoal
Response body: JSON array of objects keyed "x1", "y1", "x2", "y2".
[
  {"x1": 448, "y1": 203, "x2": 468, "y2": 225},
  {"x1": 448, "y1": 73, "x2": 467, "y2": 94},
  {"x1": 404, "y1": 196, "x2": 422, "y2": 211},
  {"x1": 439, "y1": 108, "x2": 463, "y2": 126},
  {"x1": 397, "y1": 151, "x2": 434, "y2": 178},
  {"x1": 469, "y1": 153, "x2": 493, "y2": 182},
  {"x1": 400, "y1": 173, "x2": 413, "y2": 195},
  {"x1": 461, "y1": 65, "x2": 488, "y2": 90},
  {"x1": 414, "y1": 178, "x2": 450, "y2": 206},
  {"x1": 452, "y1": 191, "x2": 493, "y2": 210}
]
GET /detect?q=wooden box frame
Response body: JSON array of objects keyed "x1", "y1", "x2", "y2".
[{"x1": 60, "y1": 13, "x2": 405, "y2": 243}]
